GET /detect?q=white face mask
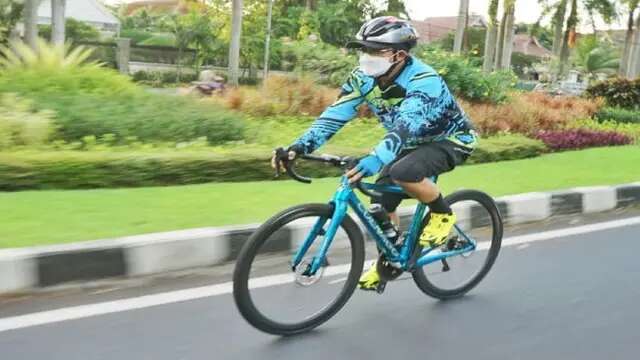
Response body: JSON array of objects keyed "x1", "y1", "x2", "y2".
[{"x1": 359, "y1": 53, "x2": 394, "y2": 77}]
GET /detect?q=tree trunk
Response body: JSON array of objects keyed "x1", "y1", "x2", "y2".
[
  {"x1": 228, "y1": 0, "x2": 243, "y2": 86},
  {"x1": 305, "y1": 0, "x2": 315, "y2": 11},
  {"x1": 263, "y1": 0, "x2": 274, "y2": 83},
  {"x1": 629, "y1": 14, "x2": 640, "y2": 78},
  {"x1": 453, "y1": 0, "x2": 469, "y2": 54},
  {"x1": 51, "y1": 0, "x2": 66, "y2": 45},
  {"x1": 501, "y1": 4, "x2": 516, "y2": 70},
  {"x1": 621, "y1": 8, "x2": 637, "y2": 77},
  {"x1": 558, "y1": 0, "x2": 578, "y2": 76},
  {"x1": 23, "y1": 0, "x2": 39, "y2": 48},
  {"x1": 482, "y1": 0, "x2": 499, "y2": 73},
  {"x1": 552, "y1": 0, "x2": 568, "y2": 57},
  {"x1": 494, "y1": 8, "x2": 508, "y2": 70},
  {"x1": 483, "y1": 23, "x2": 498, "y2": 72}
]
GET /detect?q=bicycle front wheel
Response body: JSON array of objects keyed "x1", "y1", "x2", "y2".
[
  {"x1": 412, "y1": 190, "x2": 503, "y2": 300},
  {"x1": 233, "y1": 203, "x2": 365, "y2": 336}
]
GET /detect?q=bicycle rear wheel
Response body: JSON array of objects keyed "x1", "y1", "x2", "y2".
[
  {"x1": 412, "y1": 190, "x2": 503, "y2": 300},
  {"x1": 233, "y1": 203, "x2": 365, "y2": 335}
]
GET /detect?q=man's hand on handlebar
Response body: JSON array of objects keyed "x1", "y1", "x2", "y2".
[
  {"x1": 346, "y1": 154, "x2": 383, "y2": 184},
  {"x1": 271, "y1": 146, "x2": 299, "y2": 176}
]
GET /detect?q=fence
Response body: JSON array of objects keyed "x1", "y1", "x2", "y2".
[
  {"x1": 76, "y1": 39, "x2": 288, "y2": 82},
  {"x1": 77, "y1": 40, "x2": 199, "y2": 69},
  {"x1": 75, "y1": 40, "x2": 118, "y2": 68}
]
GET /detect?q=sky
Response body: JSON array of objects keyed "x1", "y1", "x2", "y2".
[{"x1": 104, "y1": 0, "x2": 627, "y2": 32}]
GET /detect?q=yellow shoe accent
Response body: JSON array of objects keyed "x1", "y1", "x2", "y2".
[
  {"x1": 419, "y1": 212, "x2": 457, "y2": 247},
  {"x1": 358, "y1": 262, "x2": 380, "y2": 290}
]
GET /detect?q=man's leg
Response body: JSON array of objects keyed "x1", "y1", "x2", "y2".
[
  {"x1": 388, "y1": 141, "x2": 469, "y2": 247},
  {"x1": 394, "y1": 178, "x2": 440, "y2": 204},
  {"x1": 358, "y1": 164, "x2": 404, "y2": 291}
]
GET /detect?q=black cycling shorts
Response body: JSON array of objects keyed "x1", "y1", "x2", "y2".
[{"x1": 371, "y1": 140, "x2": 473, "y2": 213}]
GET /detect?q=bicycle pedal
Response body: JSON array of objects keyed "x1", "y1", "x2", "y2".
[{"x1": 375, "y1": 282, "x2": 387, "y2": 294}]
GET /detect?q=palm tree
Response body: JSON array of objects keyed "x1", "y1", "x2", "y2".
[
  {"x1": 551, "y1": 0, "x2": 568, "y2": 56},
  {"x1": 263, "y1": 0, "x2": 274, "y2": 82},
  {"x1": 51, "y1": 0, "x2": 66, "y2": 45},
  {"x1": 629, "y1": 13, "x2": 640, "y2": 77},
  {"x1": 620, "y1": 0, "x2": 639, "y2": 77},
  {"x1": 578, "y1": 47, "x2": 620, "y2": 80},
  {"x1": 482, "y1": 0, "x2": 500, "y2": 72},
  {"x1": 23, "y1": 0, "x2": 39, "y2": 49},
  {"x1": 558, "y1": 0, "x2": 578, "y2": 75},
  {"x1": 574, "y1": 36, "x2": 619, "y2": 80},
  {"x1": 546, "y1": 0, "x2": 616, "y2": 76},
  {"x1": 453, "y1": 0, "x2": 470, "y2": 54},
  {"x1": 228, "y1": 0, "x2": 243, "y2": 86},
  {"x1": 494, "y1": 0, "x2": 516, "y2": 70},
  {"x1": 501, "y1": 1, "x2": 516, "y2": 69}
]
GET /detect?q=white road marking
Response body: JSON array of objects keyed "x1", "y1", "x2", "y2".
[
  {"x1": 1, "y1": 216, "x2": 639, "y2": 333},
  {"x1": 328, "y1": 277, "x2": 348, "y2": 285}
]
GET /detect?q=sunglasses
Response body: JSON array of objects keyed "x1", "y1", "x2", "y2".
[{"x1": 357, "y1": 48, "x2": 395, "y2": 56}]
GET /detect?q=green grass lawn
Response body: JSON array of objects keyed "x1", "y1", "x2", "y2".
[{"x1": 1, "y1": 146, "x2": 638, "y2": 248}]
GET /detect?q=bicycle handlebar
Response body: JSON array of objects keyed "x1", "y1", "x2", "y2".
[{"x1": 274, "y1": 149, "x2": 383, "y2": 198}]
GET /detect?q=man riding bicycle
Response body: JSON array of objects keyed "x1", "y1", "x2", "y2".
[{"x1": 272, "y1": 16, "x2": 478, "y2": 291}]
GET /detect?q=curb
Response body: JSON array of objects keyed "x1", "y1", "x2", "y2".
[{"x1": 1, "y1": 182, "x2": 639, "y2": 294}]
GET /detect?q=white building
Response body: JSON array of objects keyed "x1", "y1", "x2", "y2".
[{"x1": 37, "y1": 0, "x2": 120, "y2": 36}]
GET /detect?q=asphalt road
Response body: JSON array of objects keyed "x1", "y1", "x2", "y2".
[{"x1": 1, "y1": 209, "x2": 640, "y2": 360}]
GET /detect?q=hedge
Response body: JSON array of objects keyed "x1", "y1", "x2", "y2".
[
  {"x1": 0, "y1": 136, "x2": 547, "y2": 190},
  {"x1": 466, "y1": 134, "x2": 547, "y2": 164},
  {"x1": 585, "y1": 78, "x2": 640, "y2": 110},
  {"x1": 595, "y1": 107, "x2": 640, "y2": 124}
]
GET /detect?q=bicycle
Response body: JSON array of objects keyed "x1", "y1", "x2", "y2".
[{"x1": 233, "y1": 151, "x2": 503, "y2": 336}]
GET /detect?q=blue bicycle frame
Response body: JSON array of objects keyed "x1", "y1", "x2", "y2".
[{"x1": 292, "y1": 175, "x2": 477, "y2": 275}]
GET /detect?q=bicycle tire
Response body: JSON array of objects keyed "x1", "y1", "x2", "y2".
[
  {"x1": 233, "y1": 203, "x2": 365, "y2": 336},
  {"x1": 412, "y1": 190, "x2": 503, "y2": 300}
]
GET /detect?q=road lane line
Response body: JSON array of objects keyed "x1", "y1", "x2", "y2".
[{"x1": 1, "y1": 216, "x2": 639, "y2": 333}]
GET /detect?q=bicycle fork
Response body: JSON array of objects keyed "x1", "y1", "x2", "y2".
[{"x1": 291, "y1": 200, "x2": 348, "y2": 276}]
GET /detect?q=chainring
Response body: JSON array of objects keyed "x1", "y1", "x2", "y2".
[{"x1": 376, "y1": 254, "x2": 404, "y2": 281}]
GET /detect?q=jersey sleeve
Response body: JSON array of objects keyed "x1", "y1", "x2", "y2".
[
  {"x1": 291, "y1": 69, "x2": 367, "y2": 154},
  {"x1": 372, "y1": 72, "x2": 449, "y2": 164}
]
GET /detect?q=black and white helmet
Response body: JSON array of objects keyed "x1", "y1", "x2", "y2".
[{"x1": 346, "y1": 16, "x2": 419, "y2": 51}]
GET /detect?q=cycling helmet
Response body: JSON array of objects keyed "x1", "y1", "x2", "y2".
[{"x1": 346, "y1": 16, "x2": 419, "y2": 51}]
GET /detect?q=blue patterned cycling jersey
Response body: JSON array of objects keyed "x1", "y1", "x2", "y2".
[{"x1": 292, "y1": 56, "x2": 477, "y2": 165}]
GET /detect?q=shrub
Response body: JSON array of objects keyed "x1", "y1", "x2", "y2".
[
  {"x1": 585, "y1": 78, "x2": 640, "y2": 110},
  {"x1": 35, "y1": 93, "x2": 244, "y2": 144},
  {"x1": 132, "y1": 70, "x2": 198, "y2": 86},
  {"x1": 0, "y1": 93, "x2": 55, "y2": 149},
  {"x1": 216, "y1": 75, "x2": 340, "y2": 117},
  {"x1": 0, "y1": 135, "x2": 548, "y2": 190},
  {"x1": 467, "y1": 134, "x2": 547, "y2": 164},
  {"x1": 535, "y1": 129, "x2": 632, "y2": 150},
  {"x1": 595, "y1": 107, "x2": 640, "y2": 124},
  {"x1": 569, "y1": 119, "x2": 640, "y2": 143},
  {"x1": 0, "y1": 150, "x2": 341, "y2": 190},
  {"x1": 280, "y1": 40, "x2": 357, "y2": 87},
  {"x1": 0, "y1": 41, "x2": 245, "y2": 144},
  {"x1": 463, "y1": 92, "x2": 603, "y2": 136},
  {"x1": 120, "y1": 29, "x2": 155, "y2": 45},
  {"x1": 139, "y1": 33, "x2": 177, "y2": 47},
  {"x1": 38, "y1": 18, "x2": 101, "y2": 43},
  {"x1": 414, "y1": 46, "x2": 517, "y2": 104}
]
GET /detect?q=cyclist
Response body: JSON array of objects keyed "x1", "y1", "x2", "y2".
[{"x1": 272, "y1": 16, "x2": 478, "y2": 291}]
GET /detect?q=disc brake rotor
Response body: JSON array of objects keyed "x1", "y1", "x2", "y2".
[{"x1": 294, "y1": 258, "x2": 325, "y2": 286}]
